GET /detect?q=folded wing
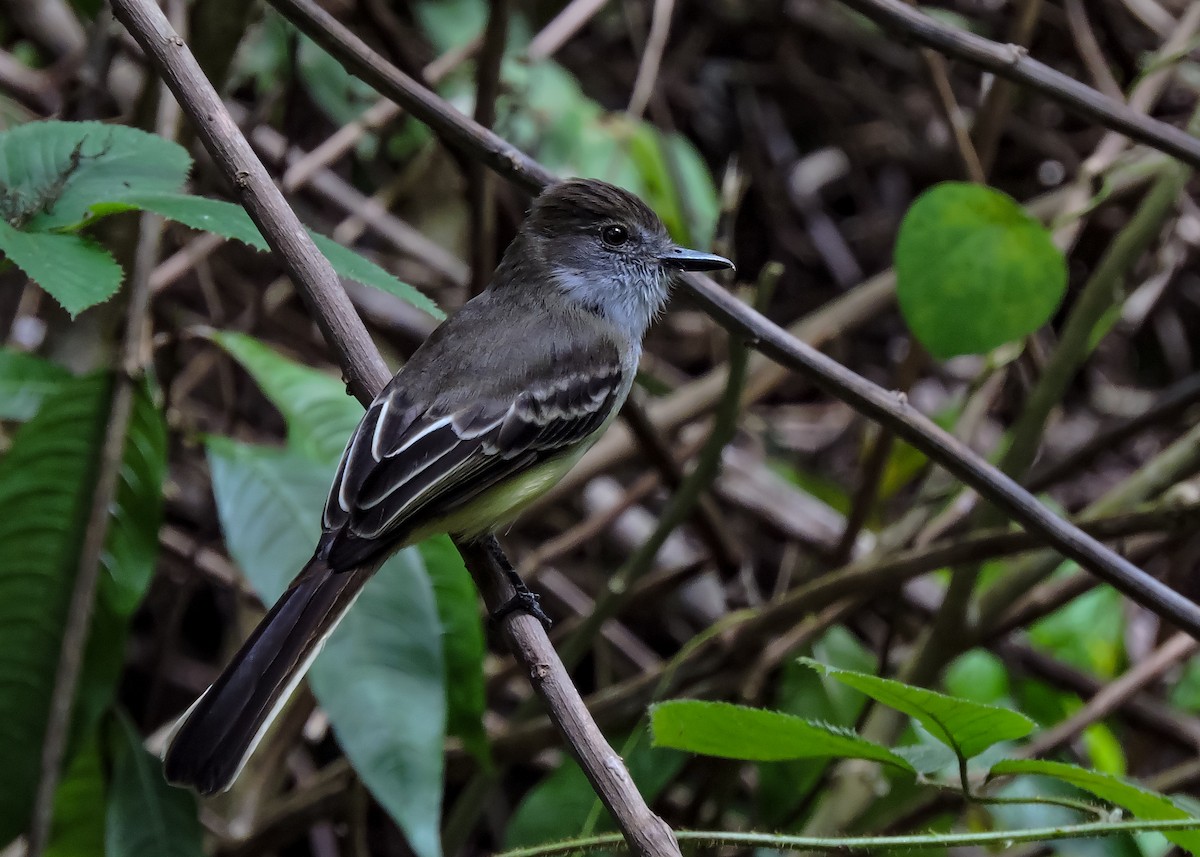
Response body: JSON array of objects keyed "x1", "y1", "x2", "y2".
[{"x1": 319, "y1": 358, "x2": 624, "y2": 570}]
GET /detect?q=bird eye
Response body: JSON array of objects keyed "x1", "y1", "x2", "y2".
[{"x1": 600, "y1": 224, "x2": 629, "y2": 247}]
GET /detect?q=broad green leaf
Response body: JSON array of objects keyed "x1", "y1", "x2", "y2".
[
  {"x1": 418, "y1": 535, "x2": 488, "y2": 764},
  {"x1": 116, "y1": 193, "x2": 442, "y2": 319},
  {"x1": 206, "y1": 438, "x2": 445, "y2": 857},
  {"x1": 496, "y1": 59, "x2": 718, "y2": 246},
  {"x1": 0, "y1": 120, "x2": 189, "y2": 231},
  {"x1": 0, "y1": 349, "x2": 69, "y2": 420},
  {"x1": 801, "y1": 658, "x2": 1035, "y2": 762},
  {"x1": 208, "y1": 329, "x2": 362, "y2": 461},
  {"x1": 650, "y1": 700, "x2": 914, "y2": 770},
  {"x1": 44, "y1": 738, "x2": 106, "y2": 857},
  {"x1": 759, "y1": 629, "x2": 878, "y2": 826},
  {"x1": 0, "y1": 375, "x2": 166, "y2": 844},
  {"x1": 991, "y1": 759, "x2": 1200, "y2": 854},
  {"x1": 895, "y1": 182, "x2": 1067, "y2": 359},
  {"x1": 627, "y1": 127, "x2": 719, "y2": 247},
  {"x1": 210, "y1": 332, "x2": 485, "y2": 759},
  {"x1": 106, "y1": 714, "x2": 203, "y2": 857},
  {"x1": 505, "y1": 737, "x2": 684, "y2": 849},
  {"x1": 0, "y1": 222, "x2": 123, "y2": 316}
]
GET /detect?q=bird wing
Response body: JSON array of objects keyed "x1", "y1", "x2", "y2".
[{"x1": 319, "y1": 354, "x2": 625, "y2": 570}]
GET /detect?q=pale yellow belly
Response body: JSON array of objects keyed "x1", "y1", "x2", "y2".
[{"x1": 402, "y1": 445, "x2": 589, "y2": 545}]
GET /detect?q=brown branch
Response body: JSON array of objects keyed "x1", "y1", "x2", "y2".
[
  {"x1": 264, "y1": 0, "x2": 1200, "y2": 639},
  {"x1": 837, "y1": 0, "x2": 1200, "y2": 171},
  {"x1": 109, "y1": 1, "x2": 681, "y2": 855}
]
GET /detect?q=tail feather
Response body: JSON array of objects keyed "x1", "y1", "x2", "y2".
[{"x1": 163, "y1": 557, "x2": 374, "y2": 795}]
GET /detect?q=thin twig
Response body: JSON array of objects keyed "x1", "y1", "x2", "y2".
[
  {"x1": 837, "y1": 0, "x2": 1200, "y2": 170},
  {"x1": 627, "y1": 0, "x2": 675, "y2": 119},
  {"x1": 267, "y1": 0, "x2": 1200, "y2": 638},
  {"x1": 468, "y1": 0, "x2": 508, "y2": 294},
  {"x1": 109, "y1": 2, "x2": 680, "y2": 855},
  {"x1": 1018, "y1": 632, "x2": 1200, "y2": 759}
]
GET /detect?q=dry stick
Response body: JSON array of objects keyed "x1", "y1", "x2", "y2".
[
  {"x1": 108, "y1": 3, "x2": 681, "y2": 857},
  {"x1": 620, "y1": 399, "x2": 742, "y2": 573},
  {"x1": 1017, "y1": 631, "x2": 1200, "y2": 760},
  {"x1": 475, "y1": 504, "x2": 1200, "y2": 768},
  {"x1": 917, "y1": 47, "x2": 985, "y2": 183},
  {"x1": 1026, "y1": 372, "x2": 1200, "y2": 492},
  {"x1": 268, "y1": 0, "x2": 1200, "y2": 638},
  {"x1": 970, "y1": 0, "x2": 1043, "y2": 175},
  {"x1": 1064, "y1": 0, "x2": 1123, "y2": 101},
  {"x1": 836, "y1": 0, "x2": 1200, "y2": 170},
  {"x1": 468, "y1": 0, "x2": 507, "y2": 295},
  {"x1": 526, "y1": 0, "x2": 609, "y2": 61},
  {"x1": 626, "y1": 0, "x2": 675, "y2": 119}
]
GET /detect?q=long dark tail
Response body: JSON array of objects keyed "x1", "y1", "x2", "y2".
[{"x1": 163, "y1": 557, "x2": 375, "y2": 795}]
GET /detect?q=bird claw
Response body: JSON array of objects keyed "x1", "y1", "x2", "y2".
[{"x1": 491, "y1": 580, "x2": 552, "y2": 629}]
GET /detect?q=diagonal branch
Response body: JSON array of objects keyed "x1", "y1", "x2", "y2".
[
  {"x1": 263, "y1": 0, "x2": 1200, "y2": 637},
  {"x1": 835, "y1": 0, "x2": 1200, "y2": 171},
  {"x1": 108, "y1": 2, "x2": 681, "y2": 856}
]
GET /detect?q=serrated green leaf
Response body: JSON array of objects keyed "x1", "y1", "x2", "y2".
[
  {"x1": 0, "y1": 120, "x2": 190, "y2": 231},
  {"x1": 310, "y1": 232, "x2": 442, "y2": 319},
  {"x1": 650, "y1": 700, "x2": 914, "y2": 770},
  {"x1": 0, "y1": 349, "x2": 70, "y2": 420},
  {"x1": 208, "y1": 329, "x2": 362, "y2": 461},
  {"x1": 801, "y1": 658, "x2": 1035, "y2": 762},
  {"x1": 0, "y1": 375, "x2": 165, "y2": 844},
  {"x1": 418, "y1": 535, "x2": 488, "y2": 764},
  {"x1": 0, "y1": 222, "x2": 123, "y2": 316},
  {"x1": 895, "y1": 182, "x2": 1067, "y2": 359},
  {"x1": 106, "y1": 714, "x2": 203, "y2": 857},
  {"x1": 114, "y1": 192, "x2": 442, "y2": 319},
  {"x1": 206, "y1": 438, "x2": 444, "y2": 857},
  {"x1": 991, "y1": 759, "x2": 1200, "y2": 854}
]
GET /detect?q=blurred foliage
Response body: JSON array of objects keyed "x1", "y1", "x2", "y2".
[{"x1": 2, "y1": 1, "x2": 1200, "y2": 856}]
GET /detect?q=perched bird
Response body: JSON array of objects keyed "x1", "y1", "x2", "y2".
[{"x1": 162, "y1": 178, "x2": 733, "y2": 794}]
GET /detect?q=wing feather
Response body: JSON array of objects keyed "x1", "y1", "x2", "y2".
[{"x1": 319, "y1": 358, "x2": 625, "y2": 570}]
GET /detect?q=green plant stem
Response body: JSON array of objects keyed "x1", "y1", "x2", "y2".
[{"x1": 498, "y1": 819, "x2": 1200, "y2": 857}]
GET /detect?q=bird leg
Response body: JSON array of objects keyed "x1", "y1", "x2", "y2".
[{"x1": 482, "y1": 534, "x2": 552, "y2": 628}]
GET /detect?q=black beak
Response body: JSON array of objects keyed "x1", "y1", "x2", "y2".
[{"x1": 661, "y1": 246, "x2": 735, "y2": 273}]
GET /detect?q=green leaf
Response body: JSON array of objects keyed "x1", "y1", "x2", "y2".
[
  {"x1": 0, "y1": 349, "x2": 70, "y2": 420},
  {"x1": 210, "y1": 332, "x2": 484, "y2": 762},
  {"x1": 0, "y1": 221, "x2": 123, "y2": 316},
  {"x1": 106, "y1": 714, "x2": 203, "y2": 857},
  {"x1": 895, "y1": 182, "x2": 1067, "y2": 359},
  {"x1": 206, "y1": 438, "x2": 445, "y2": 857},
  {"x1": 0, "y1": 120, "x2": 190, "y2": 231},
  {"x1": 801, "y1": 658, "x2": 1035, "y2": 762},
  {"x1": 650, "y1": 700, "x2": 914, "y2": 770},
  {"x1": 991, "y1": 759, "x2": 1200, "y2": 854},
  {"x1": 418, "y1": 535, "x2": 488, "y2": 763},
  {"x1": 44, "y1": 738, "x2": 106, "y2": 857},
  {"x1": 0, "y1": 375, "x2": 166, "y2": 844},
  {"x1": 117, "y1": 193, "x2": 443, "y2": 319},
  {"x1": 208, "y1": 329, "x2": 363, "y2": 461},
  {"x1": 505, "y1": 737, "x2": 684, "y2": 849}
]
